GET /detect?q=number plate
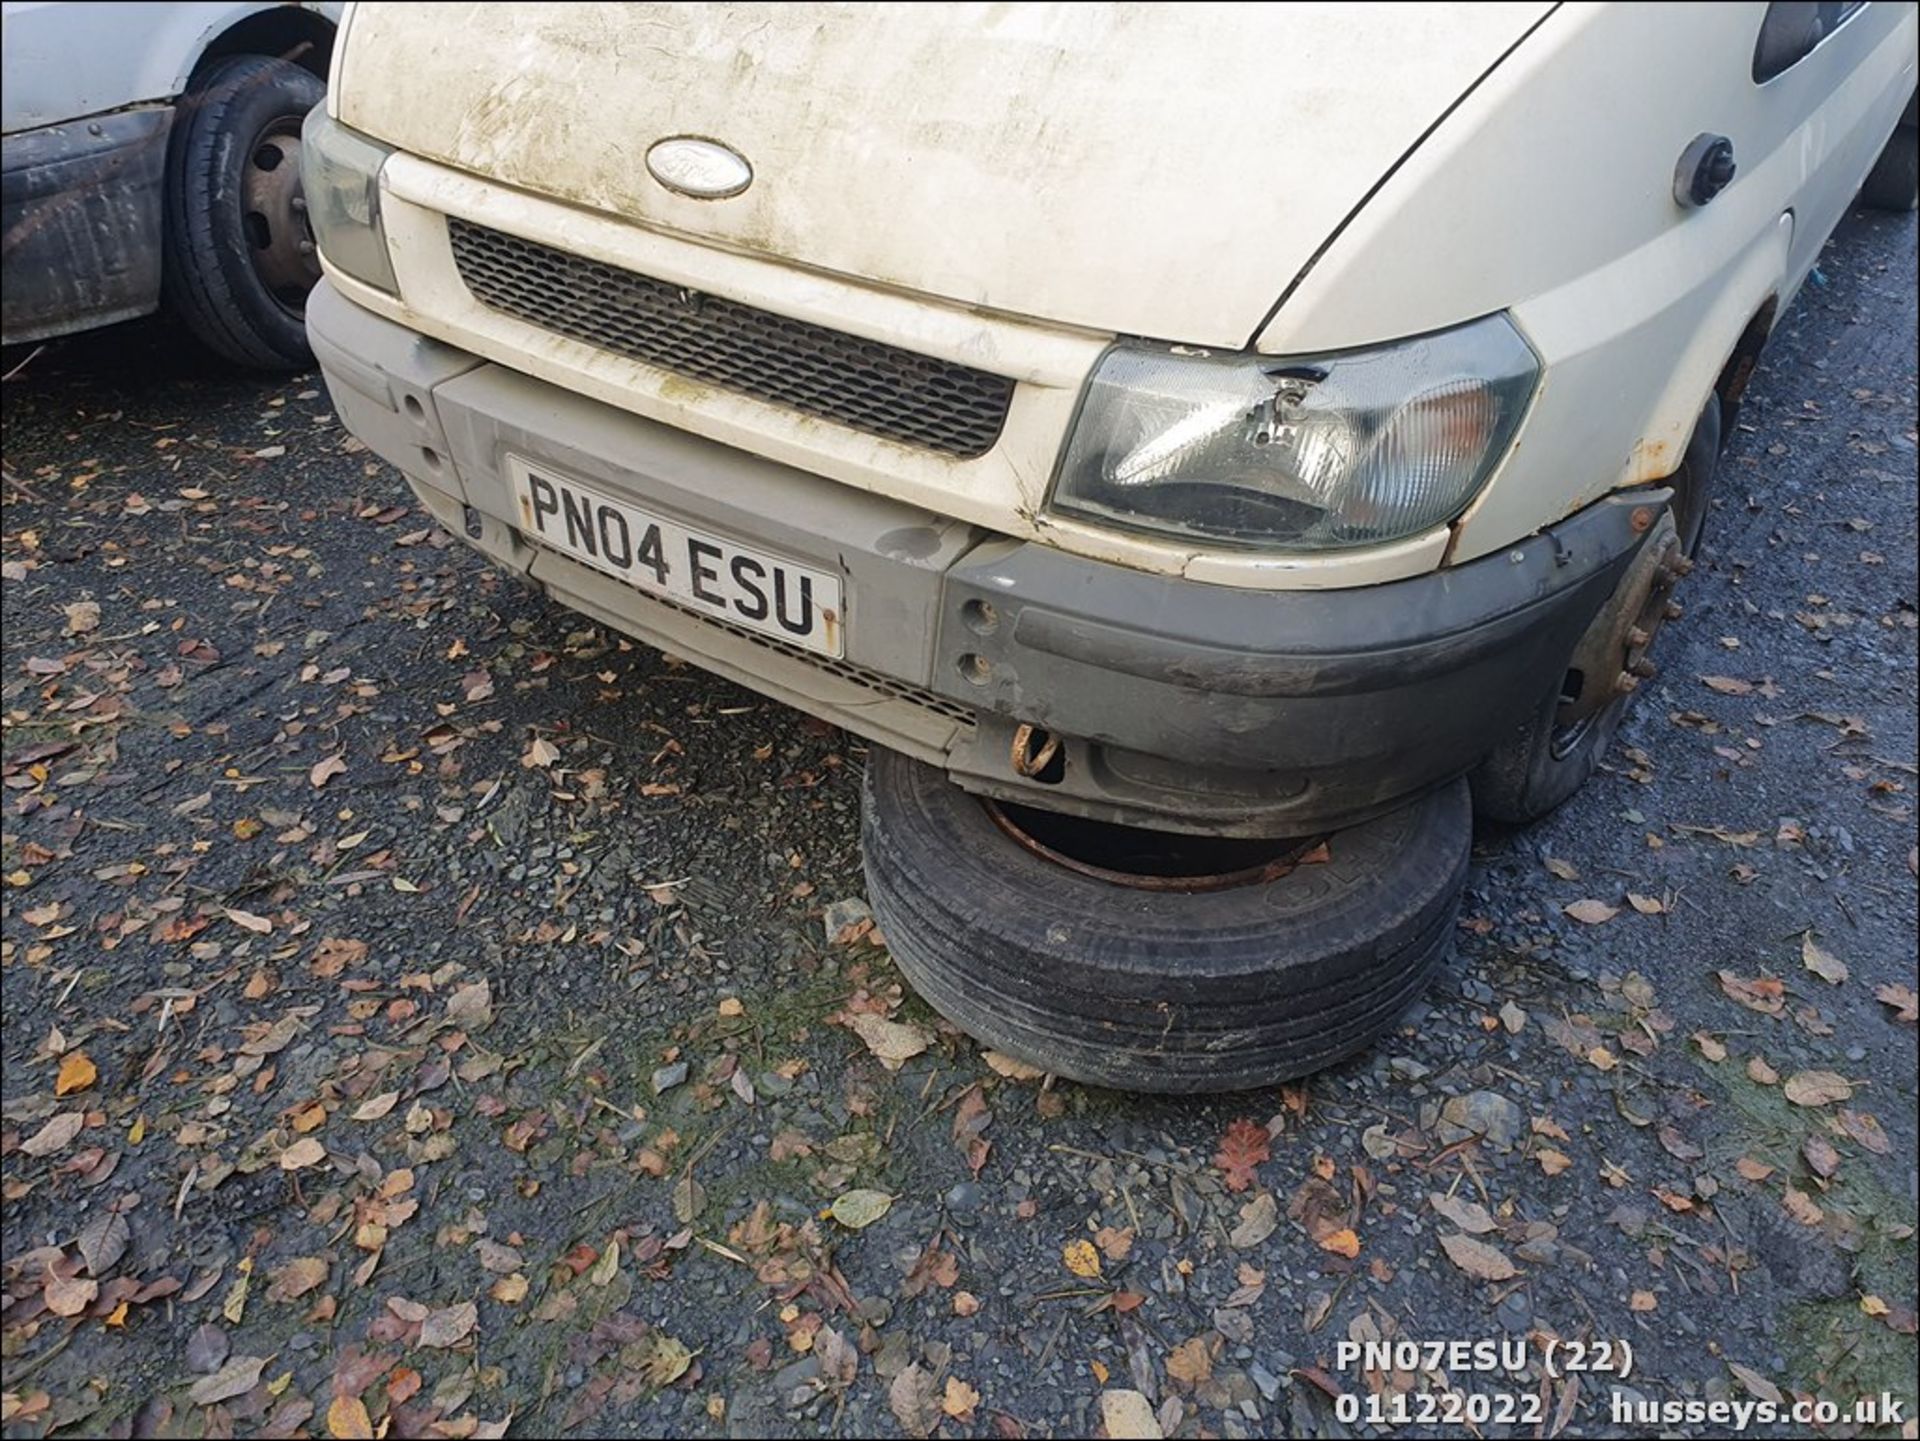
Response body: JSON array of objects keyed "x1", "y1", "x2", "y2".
[{"x1": 508, "y1": 458, "x2": 843, "y2": 658}]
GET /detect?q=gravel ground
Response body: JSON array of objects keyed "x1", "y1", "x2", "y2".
[{"x1": 2, "y1": 206, "x2": 1914, "y2": 1441}]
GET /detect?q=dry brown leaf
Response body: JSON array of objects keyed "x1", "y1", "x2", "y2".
[
  {"x1": 1782, "y1": 1070, "x2": 1852, "y2": 1107},
  {"x1": 19, "y1": 1112, "x2": 83, "y2": 1157},
  {"x1": 266, "y1": 1257, "x2": 328, "y2": 1302},
  {"x1": 1701, "y1": 675, "x2": 1754, "y2": 695},
  {"x1": 1874, "y1": 982, "x2": 1918, "y2": 1024},
  {"x1": 1692, "y1": 1032, "x2": 1728, "y2": 1062},
  {"x1": 1782, "y1": 1187, "x2": 1824, "y2": 1226},
  {"x1": 1747, "y1": 1056, "x2": 1780, "y2": 1085},
  {"x1": 419, "y1": 1300, "x2": 478, "y2": 1348},
  {"x1": 1800, "y1": 934, "x2": 1848, "y2": 985},
  {"x1": 1439, "y1": 1232, "x2": 1520, "y2": 1282},
  {"x1": 1536, "y1": 1148, "x2": 1573, "y2": 1176},
  {"x1": 1544, "y1": 857, "x2": 1581, "y2": 881},
  {"x1": 1565, "y1": 899, "x2": 1620, "y2": 925},
  {"x1": 326, "y1": 1394, "x2": 373, "y2": 1440},
  {"x1": 980, "y1": 1050, "x2": 1045, "y2": 1081},
  {"x1": 1802, "y1": 1134, "x2": 1841, "y2": 1179},
  {"x1": 54, "y1": 1051, "x2": 96, "y2": 1096},
  {"x1": 1099, "y1": 1390, "x2": 1163, "y2": 1441},
  {"x1": 188, "y1": 1354, "x2": 266, "y2": 1406},
  {"x1": 353, "y1": 1092, "x2": 399, "y2": 1122},
  {"x1": 1429, "y1": 1192, "x2": 1497, "y2": 1233},
  {"x1": 310, "y1": 754, "x2": 348, "y2": 788},
  {"x1": 1214, "y1": 1117, "x2": 1271, "y2": 1192},
  {"x1": 1837, "y1": 1109, "x2": 1891, "y2": 1155},
  {"x1": 1630, "y1": 1290, "x2": 1658, "y2": 1312},
  {"x1": 843, "y1": 1013, "x2": 930, "y2": 1070},
  {"x1": 278, "y1": 1137, "x2": 326, "y2": 1171},
  {"x1": 1166, "y1": 1336, "x2": 1214, "y2": 1387},
  {"x1": 44, "y1": 1273, "x2": 98, "y2": 1317},
  {"x1": 1734, "y1": 1156, "x2": 1775, "y2": 1182},
  {"x1": 940, "y1": 1377, "x2": 981, "y2": 1421},
  {"x1": 1718, "y1": 971, "x2": 1786, "y2": 1015}
]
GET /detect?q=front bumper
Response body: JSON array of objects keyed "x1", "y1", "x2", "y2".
[
  {"x1": 310, "y1": 279, "x2": 1655, "y2": 836},
  {"x1": 1, "y1": 107, "x2": 171, "y2": 346}
]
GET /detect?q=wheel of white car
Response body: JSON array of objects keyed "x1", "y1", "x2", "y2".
[
  {"x1": 1472, "y1": 395, "x2": 1720, "y2": 825},
  {"x1": 163, "y1": 56, "x2": 327, "y2": 369},
  {"x1": 860, "y1": 747, "x2": 1472, "y2": 1093},
  {"x1": 1858, "y1": 102, "x2": 1918, "y2": 213}
]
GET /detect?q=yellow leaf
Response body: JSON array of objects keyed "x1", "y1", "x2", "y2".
[
  {"x1": 1062, "y1": 1239, "x2": 1102, "y2": 1279},
  {"x1": 1317, "y1": 1228, "x2": 1361, "y2": 1258},
  {"x1": 1090, "y1": 1360, "x2": 1110, "y2": 1385},
  {"x1": 128, "y1": 1115, "x2": 145, "y2": 1145},
  {"x1": 327, "y1": 1393, "x2": 373, "y2": 1439},
  {"x1": 104, "y1": 1300, "x2": 129, "y2": 1328},
  {"x1": 54, "y1": 1052, "x2": 96, "y2": 1096},
  {"x1": 1861, "y1": 1294, "x2": 1890, "y2": 1316}
]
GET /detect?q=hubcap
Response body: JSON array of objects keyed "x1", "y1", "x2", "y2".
[
  {"x1": 241, "y1": 118, "x2": 321, "y2": 311},
  {"x1": 1551, "y1": 511, "x2": 1690, "y2": 754}
]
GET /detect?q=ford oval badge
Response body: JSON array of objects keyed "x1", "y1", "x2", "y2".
[{"x1": 645, "y1": 137, "x2": 752, "y2": 199}]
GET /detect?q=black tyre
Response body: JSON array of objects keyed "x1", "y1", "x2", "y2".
[
  {"x1": 1472, "y1": 396, "x2": 1720, "y2": 825},
  {"x1": 1859, "y1": 118, "x2": 1918, "y2": 213},
  {"x1": 860, "y1": 749, "x2": 1472, "y2": 1093},
  {"x1": 163, "y1": 56, "x2": 326, "y2": 369}
]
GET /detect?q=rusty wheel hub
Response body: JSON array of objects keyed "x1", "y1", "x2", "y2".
[
  {"x1": 1554, "y1": 510, "x2": 1690, "y2": 749},
  {"x1": 241, "y1": 117, "x2": 320, "y2": 309}
]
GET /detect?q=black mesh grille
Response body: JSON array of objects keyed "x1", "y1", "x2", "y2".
[{"x1": 447, "y1": 218, "x2": 1014, "y2": 459}]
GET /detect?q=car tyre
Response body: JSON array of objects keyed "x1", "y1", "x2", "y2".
[
  {"x1": 860, "y1": 749, "x2": 1471, "y2": 1093},
  {"x1": 1472, "y1": 395, "x2": 1720, "y2": 825},
  {"x1": 163, "y1": 56, "x2": 326, "y2": 369},
  {"x1": 1858, "y1": 113, "x2": 1918, "y2": 212}
]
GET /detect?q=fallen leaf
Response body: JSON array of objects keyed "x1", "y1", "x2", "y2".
[
  {"x1": 1701, "y1": 675, "x2": 1754, "y2": 695},
  {"x1": 1837, "y1": 1109, "x2": 1891, "y2": 1155},
  {"x1": 1318, "y1": 1227, "x2": 1361, "y2": 1258},
  {"x1": 828, "y1": 1189, "x2": 893, "y2": 1229},
  {"x1": 1214, "y1": 1117, "x2": 1271, "y2": 1192},
  {"x1": 842, "y1": 1013, "x2": 930, "y2": 1070},
  {"x1": 19, "y1": 1112, "x2": 83, "y2": 1157},
  {"x1": 981, "y1": 1050, "x2": 1045, "y2": 1081},
  {"x1": 1229, "y1": 1191, "x2": 1279, "y2": 1248},
  {"x1": 1727, "y1": 1362, "x2": 1783, "y2": 1406},
  {"x1": 521, "y1": 735, "x2": 559, "y2": 769},
  {"x1": 1099, "y1": 1389, "x2": 1163, "y2": 1440},
  {"x1": 490, "y1": 1273, "x2": 528, "y2": 1304},
  {"x1": 1544, "y1": 857, "x2": 1581, "y2": 881},
  {"x1": 266, "y1": 1257, "x2": 328, "y2": 1302},
  {"x1": 353, "y1": 1092, "x2": 399, "y2": 1122},
  {"x1": 1800, "y1": 934, "x2": 1847, "y2": 985},
  {"x1": 77, "y1": 1212, "x2": 130, "y2": 1276},
  {"x1": 1166, "y1": 1336, "x2": 1214, "y2": 1387},
  {"x1": 1782, "y1": 1187, "x2": 1824, "y2": 1226},
  {"x1": 1718, "y1": 971, "x2": 1786, "y2": 1015},
  {"x1": 888, "y1": 1363, "x2": 943, "y2": 1439},
  {"x1": 1630, "y1": 1290, "x2": 1657, "y2": 1312},
  {"x1": 279, "y1": 1137, "x2": 327, "y2": 1171},
  {"x1": 63, "y1": 601, "x2": 101, "y2": 635},
  {"x1": 44, "y1": 1273, "x2": 98, "y2": 1317},
  {"x1": 1782, "y1": 1070, "x2": 1852, "y2": 1106},
  {"x1": 419, "y1": 1300, "x2": 478, "y2": 1348},
  {"x1": 1439, "y1": 1232, "x2": 1520, "y2": 1282},
  {"x1": 1626, "y1": 892, "x2": 1667, "y2": 916},
  {"x1": 1735, "y1": 1156, "x2": 1775, "y2": 1182},
  {"x1": 310, "y1": 754, "x2": 348, "y2": 788},
  {"x1": 1692, "y1": 1032, "x2": 1728, "y2": 1062},
  {"x1": 1747, "y1": 1056, "x2": 1780, "y2": 1085},
  {"x1": 1062, "y1": 1239, "x2": 1102, "y2": 1279},
  {"x1": 940, "y1": 1377, "x2": 980, "y2": 1421},
  {"x1": 1802, "y1": 1134, "x2": 1841, "y2": 1179},
  {"x1": 54, "y1": 1052, "x2": 96, "y2": 1096},
  {"x1": 1873, "y1": 982, "x2": 1918, "y2": 1024},
  {"x1": 1429, "y1": 1192, "x2": 1497, "y2": 1234},
  {"x1": 225, "y1": 907, "x2": 272, "y2": 935},
  {"x1": 1536, "y1": 1148, "x2": 1573, "y2": 1176},
  {"x1": 1565, "y1": 899, "x2": 1620, "y2": 925},
  {"x1": 188, "y1": 1354, "x2": 266, "y2": 1406},
  {"x1": 327, "y1": 1394, "x2": 373, "y2": 1440}
]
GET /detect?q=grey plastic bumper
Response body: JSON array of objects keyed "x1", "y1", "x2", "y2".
[
  {"x1": 1, "y1": 107, "x2": 171, "y2": 346},
  {"x1": 309, "y1": 279, "x2": 1653, "y2": 835}
]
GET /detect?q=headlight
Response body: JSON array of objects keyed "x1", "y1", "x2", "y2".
[
  {"x1": 1051, "y1": 314, "x2": 1539, "y2": 552},
  {"x1": 300, "y1": 108, "x2": 397, "y2": 294}
]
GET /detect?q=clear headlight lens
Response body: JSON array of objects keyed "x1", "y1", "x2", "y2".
[
  {"x1": 1051, "y1": 315, "x2": 1539, "y2": 552},
  {"x1": 300, "y1": 107, "x2": 397, "y2": 294}
]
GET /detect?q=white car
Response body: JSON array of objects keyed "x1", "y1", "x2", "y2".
[
  {"x1": 1, "y1": 0, "x2": 342, "y2": 367},
  {"x1": 305, "y1": 2, "x2": 1918, "y2": 1090}
]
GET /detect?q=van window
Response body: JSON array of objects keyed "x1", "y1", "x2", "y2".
[{"x1": 1753, "y1": 1, "x2": 1867, "y2": 81}]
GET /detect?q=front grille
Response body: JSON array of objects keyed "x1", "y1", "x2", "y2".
[{"x1": 447, "y1": 219, "x2": 1014, "y2": 459}]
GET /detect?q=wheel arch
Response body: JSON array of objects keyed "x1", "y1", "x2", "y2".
[{"x1": 191, "y1": 6, "x2": 337, "y2": 86}]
